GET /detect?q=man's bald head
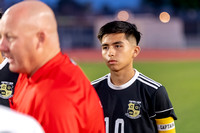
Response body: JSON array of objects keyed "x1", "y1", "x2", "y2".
[
  {"x1": 4, "y1": 1, "x2": 57, "y2": 34},
  {"x1": 0, "y1": 1, "x2": 60, "y2": 76}
]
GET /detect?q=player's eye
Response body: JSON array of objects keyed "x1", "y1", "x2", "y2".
[
  {"x1": 102, "y1": 46, "x2": 108, "y2": 50},
  {"x1": 115, "y1": 44, "x2": 121, "y2": 48}
]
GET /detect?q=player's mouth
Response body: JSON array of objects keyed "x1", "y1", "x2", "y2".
[{"x1": 108, "y1": 60, "x2": 117, "y2": 64}]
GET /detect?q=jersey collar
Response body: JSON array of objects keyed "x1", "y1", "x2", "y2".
[
  {"x1": 28, "y1": 52, "x2": 67, "y2": 83},
  {"x1": 107, "y1": 69, "x2": 139, "y2": 90}
]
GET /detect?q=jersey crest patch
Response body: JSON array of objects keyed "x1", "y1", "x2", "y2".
[
  {"x1": 0, "y1": 81, "x2": 14, "y2": 99},
  {"x1": 125, "y1": 100, "x2": 141, "y2": 119}
]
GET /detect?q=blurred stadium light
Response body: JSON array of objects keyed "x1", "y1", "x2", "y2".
[
  {"x1": 117, "y1": 10, "x2": 130, "y2": 21},
  {"x1": 159, "y1": 12, "x2": 170, "y2": 23}
]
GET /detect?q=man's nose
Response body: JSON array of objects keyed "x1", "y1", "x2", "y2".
[{"x1": 0, "y1": 37, "x2": 9, "y2": 52}]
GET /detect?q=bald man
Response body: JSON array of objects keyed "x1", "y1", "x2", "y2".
[
  {"x1": 1, "y1": 13, "x2": 18, "y2": 107},
  {"x1": 0, "y1": 1, "x2": 105, "y2": 133}
]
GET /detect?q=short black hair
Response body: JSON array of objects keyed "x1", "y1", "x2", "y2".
[
  {"x1": 97, "y1": 21, "x2": 141, "y2": 45},
  {"x1": 0, "y1": 9, "x2": 2, "y2": 19}
]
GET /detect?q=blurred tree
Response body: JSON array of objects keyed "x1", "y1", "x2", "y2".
[
  {"x1": 143, "y1": 0, "x2": 164, "y2": 7},
  {"x1": 57, "y1": 0, "x2": 83, "y2": 15},
  {"x1": 100, "y1": 4, "x2": 114, "y2": 15},
  {"x1": 170, "y1": 0, "x2": 200, "y2": 10},
  {"x1": 144, "y1": 0, "x2": 200, "y2": 10},
  {"x1": 57, "y1": 0, "x2": 93, "y2": 16}
]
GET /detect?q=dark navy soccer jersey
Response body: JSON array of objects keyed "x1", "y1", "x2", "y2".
[
  {"x1": 0, "y1": 58, "x2": 19, "y2": 107},
  {"x1": 92, "y1": 69, "x2": 177, "y2": 133}
]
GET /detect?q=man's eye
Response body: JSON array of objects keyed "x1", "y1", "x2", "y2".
[{"x1": 7, "y1": 36, "x2": 15, "y2": 42}]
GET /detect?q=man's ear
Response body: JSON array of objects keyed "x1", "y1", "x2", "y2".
[
  {"x1": 36, "y1": 31, "x2": 45, "y2": 49},
  {"x1": 133, "y1": 46, "x2": 141, "y2": 58}
]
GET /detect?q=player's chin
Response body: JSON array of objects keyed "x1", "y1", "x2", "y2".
[{"x1": 108, "y1": 65, "x2": 120, "y2": 72}]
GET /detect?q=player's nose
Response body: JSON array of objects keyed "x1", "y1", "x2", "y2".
[{"x1": 108, "y1": 47, "x2": 115, "y2": 57}]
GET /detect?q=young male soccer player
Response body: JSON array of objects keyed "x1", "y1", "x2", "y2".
[
  {"x1": 92, "y1": 21, "x2": 177, "y2": 133},
  {"x1": 0, "y1": 52, "x2": 18, "y2": 107}
]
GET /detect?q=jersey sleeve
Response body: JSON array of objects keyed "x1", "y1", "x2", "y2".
[
  {"x1": 153, "y1": 86, "x2": 177, "y2": 120},
  {"x1": 84, "y1": 85, "x2": 106, "y2": 133}
]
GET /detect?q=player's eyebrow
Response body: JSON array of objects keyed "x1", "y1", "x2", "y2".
[
  {"x1": 102, "y1": 41, "x2": 123, "y2": 46},
  {"x1": 113, "y1": 41, "x2": 123, "y2": 45},
  {"x1": 101, "y1": 43, "x2": 108, "y2": 47}
]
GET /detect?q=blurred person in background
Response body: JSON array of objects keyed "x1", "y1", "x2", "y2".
[
  {"x1": 0, "y1": 12, "x2": 19, "y2": 107},
  {"x1": 0, "y1": 105, "x2": 44, "y2": 133},
  {"x1": 0, "y1": 1, "x2": 105, "y2": 133},
  {"x1": 92, "y1": 21, "x2": 177, "y2": 133},
  {"x1": 0, "y1": 51, "x2": 18, "y2": 107}
]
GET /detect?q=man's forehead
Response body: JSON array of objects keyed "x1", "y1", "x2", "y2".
[
  {"x1": 0, "y1": 16, "x2": 18, "y2": 35},
  {"x1": 1, "y1": 13, "x2": 12, "y2": 24},
  {"x1": 0, "y1": 19, "x2": 4, "y2": 31},
  {"x1": 0, "y1": 17, "x2": 10, "y2": 30}
]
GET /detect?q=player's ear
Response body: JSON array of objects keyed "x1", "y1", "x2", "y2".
[{"x1": 133, "y1": 45, "x2": 140, "y2": 58}]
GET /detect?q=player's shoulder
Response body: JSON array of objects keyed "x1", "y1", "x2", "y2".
[
  {"x1": 136, "y1": 70, "x2": 162, "y2": 90},
  {"x1": 0, "y1": 58, "x2": 8, "y2": 70},
  {"x1": 91, "y1": 74, "x2": 109, "y2": 85}
]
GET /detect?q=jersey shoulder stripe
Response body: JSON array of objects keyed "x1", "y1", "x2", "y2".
[
  {"x1": 91, "y1": 74, "x2": 108, "y2": 85},
  {"x1": 150, "y1": 107, "x2": 174, "y2": 118},
  {"x1": 155, "y1": 107, "x2": 174, "y2": 114},
  {"x1": 0, "y1": 58, "x2": 8, "y2": 70},
  {"x1": 139, "y1": 73, "x2": 162, "y2": 86},
  {"x1": 137, "y1": 73, "x2": 162, "y2": 89}
]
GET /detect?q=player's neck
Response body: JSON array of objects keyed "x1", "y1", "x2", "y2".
[{"x1": 110, "y1": 67, "x2": 135, "y2": 86}]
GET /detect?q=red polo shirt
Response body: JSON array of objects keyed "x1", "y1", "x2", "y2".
[{"x1": 11, "y1": 52, "x2": 105, "y2": 133}]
